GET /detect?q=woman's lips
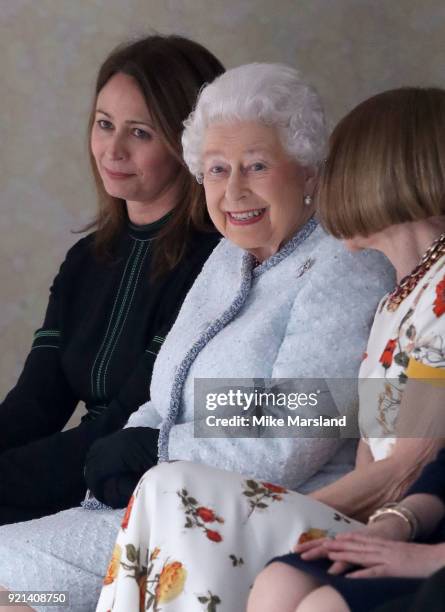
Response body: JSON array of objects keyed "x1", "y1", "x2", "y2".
[
  {"x1": 226, "y1": 208, "x2": 266, "y2": 225},
  {"x1": 103, "y1": 168, "x2": 135, "y2": 180}
]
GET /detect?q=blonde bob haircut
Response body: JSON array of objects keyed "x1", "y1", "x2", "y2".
[{"x1": 318, "y1": 87, "x2": 445, "y2": 239}]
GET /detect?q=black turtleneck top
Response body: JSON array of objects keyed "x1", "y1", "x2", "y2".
[{"x1": 0, "y1": 217, "x2": 219, "y2": 522}]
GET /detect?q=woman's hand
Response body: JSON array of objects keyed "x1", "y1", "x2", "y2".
[
  {"x1": 293, "y1": 515, "x2": 412, "y2": 575},
  {"x1": 324, "y1": 535, "x2": 445, "y2": 578},
  {"x1": 84, "y1": 427, "x2": 159, "y2": 508}
]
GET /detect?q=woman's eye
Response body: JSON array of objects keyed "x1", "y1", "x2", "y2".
[
  {"x1": 209, "y1": 166, "x2": 225, "y2": 175},
  {"x1": 97, "y1": 119, "x2": 113, "y2": 130},
  {"x1": 133, "y1": 128, "x2": 151, "y2": 140},
  {"x1": 250, "y1": 162, "x2": 266, "y2": 172}
]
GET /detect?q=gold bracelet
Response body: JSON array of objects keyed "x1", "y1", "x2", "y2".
[{"x1": 368, "y1": 503, "x2": 419, "y2": 540}]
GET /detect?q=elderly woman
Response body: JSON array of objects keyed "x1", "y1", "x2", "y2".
[
  {"x1": 247, "y1": 87, "x2": 445, "y2": 612},
  {"x1": 94, "y1": 64, "x2": 393, "y2": 612}
]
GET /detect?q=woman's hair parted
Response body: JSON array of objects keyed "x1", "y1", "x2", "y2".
[
  {"x1": 86, "y1": 34, "x2": 224, "y2": 276},
  {"x1": 318, "y1": 87, "x2": 445, "y2": 239}
]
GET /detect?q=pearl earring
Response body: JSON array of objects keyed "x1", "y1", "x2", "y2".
[{"x1": 303, "y1": 194, "x2": 313, "y2": 206}]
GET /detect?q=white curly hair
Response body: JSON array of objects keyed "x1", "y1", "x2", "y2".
[{"x1": 182, "y1": 62, "x2": 328, "y2": 180}]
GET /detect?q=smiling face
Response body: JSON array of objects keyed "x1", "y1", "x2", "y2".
[
  {"x1": 202, "y1": 121, "x2": 316, "y2": 261},
  {"x1": 90, "y1": 72, "x2": 181, "y2": 216}
]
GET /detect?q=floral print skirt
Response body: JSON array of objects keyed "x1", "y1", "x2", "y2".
[{"x1": 97, "y1": 461, "x2": 360, "y2": 612}]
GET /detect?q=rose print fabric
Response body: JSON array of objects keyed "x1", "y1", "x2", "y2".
[
  {"x1": 96, "y1": 461, "x2": 359, "y2": 611},
  {"x1": 359, "y1": 255, "x2": 445, "y2": 460},
  {"x1": 97, "y1": 258, "x2": 445, "y2": 611}
]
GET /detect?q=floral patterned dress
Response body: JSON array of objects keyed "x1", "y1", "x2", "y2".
[
  {"x1": 97, "y1": 255, "x2": 445, "y2": 612},
  {"x1": 96, "y1": 461, "x2": 359, "y2": 612},
  {"x1": 359, "y1": 254, "x2": 445, "y2": 460}
]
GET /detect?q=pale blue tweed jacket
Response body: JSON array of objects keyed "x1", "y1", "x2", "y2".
[{"x1": 127, "y1": 220, "x2": 394, "y2": 491}]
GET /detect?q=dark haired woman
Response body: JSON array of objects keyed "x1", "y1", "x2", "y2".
[{"x1": 0, "y1": 34, "x2": 224, "y2": 526}]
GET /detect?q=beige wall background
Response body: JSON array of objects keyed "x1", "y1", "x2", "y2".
[{"x1": 1, "y1": 0, "x2": 444, "y2": 415}]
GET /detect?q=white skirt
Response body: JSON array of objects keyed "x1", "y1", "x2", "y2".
[{"x1": 97, "y1": 461, "x2": 360, "y2": 611}]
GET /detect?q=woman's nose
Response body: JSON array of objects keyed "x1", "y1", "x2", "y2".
[
  {"x1": 226, "y1": 170, "x2": 248, "y2": 202},
  {"x1": 106, "y1": 133, "x2": 127, "y2": 161}
]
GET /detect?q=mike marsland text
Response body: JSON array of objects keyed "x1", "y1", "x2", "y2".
[{"x1": 205, "y1": 415, "x2": 347, "y2": 428}]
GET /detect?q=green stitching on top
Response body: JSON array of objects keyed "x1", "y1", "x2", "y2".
[
  {"x1": 96, "y1": 241, "x2": 144, "y2": 398},
  {"x1": 90, "y1": 240, "x2": 138, "y2": 399},
  {"x1": 91, "y1": 239, "x2": 150, "y2": 401},
  {"x1": 31, "y1": 344, "x2": 59, "y2": 350},
  {"x1": 101, "y1": 242, "x2": 150, "y2": 397},
  {"x1": 34, "y1": 330, "x2": 61, "y2": 339}
]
